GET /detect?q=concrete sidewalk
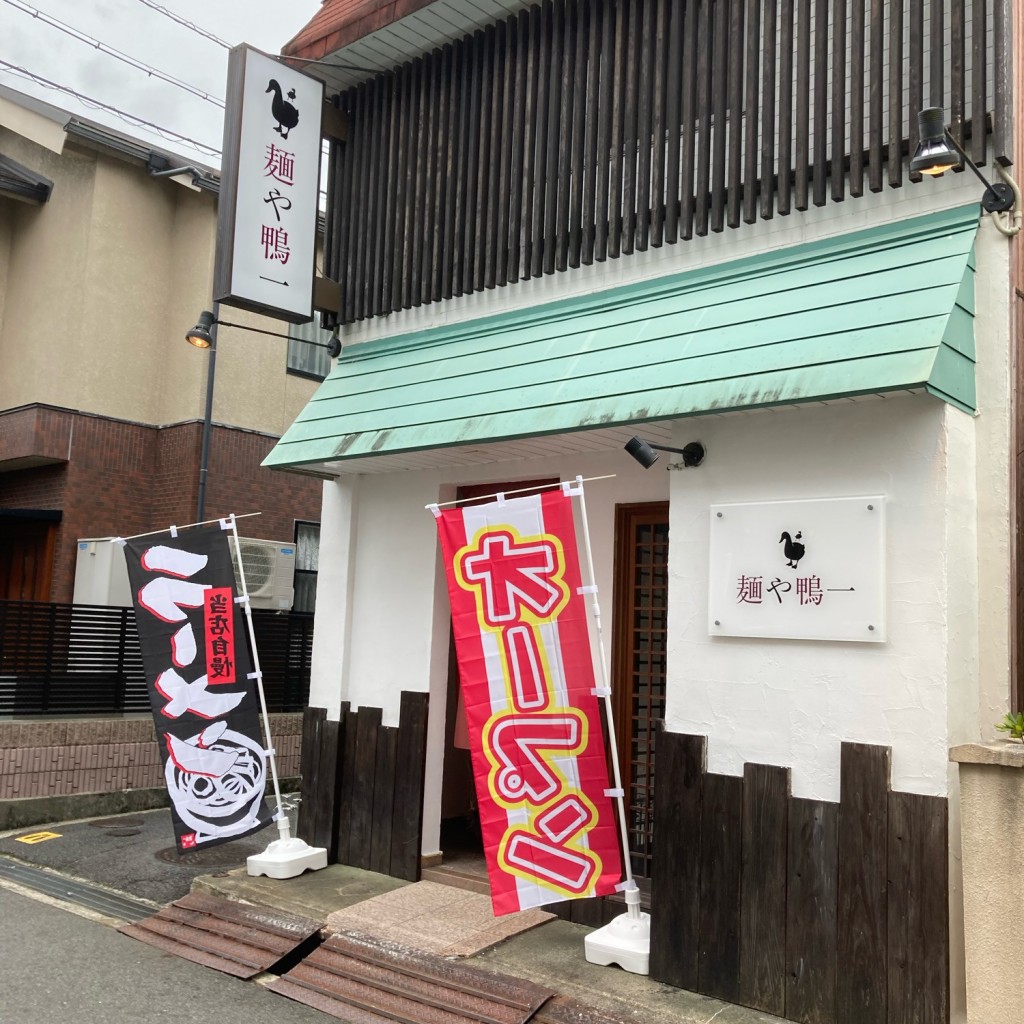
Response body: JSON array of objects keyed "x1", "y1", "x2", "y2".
[{"x1": 194, "y1": 863, "x2": 785, "y2": 1024}]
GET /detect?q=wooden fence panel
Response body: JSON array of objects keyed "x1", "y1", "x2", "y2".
[
  {"x1": 837, "y1": 742, "x2": 890, "y2": 1024},
  {"x1": 786, "y1": 798, "x2": 839, "y2": 1024},
  {"x1": 296, "y1": 706, "x2": 324, "y2": 846},
  {"x1": 649, "y1": 731, "x2": 704, "y2": 989},
  {"x1": 887, "y1": 792, "x2": 949, "y2": 1024},
  {"x1": 697, "y1": 772, "x2": 743, "y2": 1003},
  {"x1": 335, "y1": 708, "x2": 359, "y2": 865},
  {"x1": 369, "y1": 724, "x2": 399, "y2": 874},
  {"x1": 739, "y1": 763, "x2": 790, "y2": 1015},
  {"x1": 391, "y1": 690, "x2": 430, "y2": 880}
]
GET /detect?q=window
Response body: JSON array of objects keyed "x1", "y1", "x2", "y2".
[
  {"x1": 293, "y1": 521, "x2": 320, "y2": 613},
  {"x1": 287, "y1": 313, "x2": 332, "y2": 381}
]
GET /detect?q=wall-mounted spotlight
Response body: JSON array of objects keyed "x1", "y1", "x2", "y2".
[
  {"x1": 624, "y1": 436, "x2": 706, "y2": 470},
  {"x1": 910, "y1": 107, "x2": 1021, "y2": 236}
]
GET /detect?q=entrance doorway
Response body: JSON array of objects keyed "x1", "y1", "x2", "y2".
[
  {"x1": 610, "y1": 502, "x2": 670, "y2": 888},
  {"x1": 430, "y1": 479, "x2": 558, "y2": 893}
]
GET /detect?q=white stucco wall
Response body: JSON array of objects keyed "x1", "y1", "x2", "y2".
[{"x1": 664, "y1": 395, "x2": 968, "y2": 802}]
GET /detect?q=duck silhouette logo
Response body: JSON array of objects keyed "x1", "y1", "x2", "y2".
[
  {"x1": 780, "y1": 530, "x2": 806, "y2": 568},
  {"x1": 266, "y1": 79, "x2": 299, "y2": 139}
]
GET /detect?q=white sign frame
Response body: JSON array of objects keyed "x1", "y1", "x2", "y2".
[
  {"x1": 708, "y1": 496, "x2": 886, "y2": 643},
  {"x1": 214, "y1": 45, "x2": 323, "y2": 323}
]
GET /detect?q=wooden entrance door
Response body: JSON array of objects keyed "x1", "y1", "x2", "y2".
[
  {"x1": 611, "y1": 502, "x2": 670, "y2": 882},
  {"x1": 0, "y1": 520, "x2": 56, "y2": 602}
]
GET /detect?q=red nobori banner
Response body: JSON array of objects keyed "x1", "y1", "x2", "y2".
[
  {"x1": 123, "y1": 525, "x2": 272, "y2": 852},
  {"x1": 435, "y1": 488, "x2": 622, "y2": 915}
]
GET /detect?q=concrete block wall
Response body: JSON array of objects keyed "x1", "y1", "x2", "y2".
[{"x1": 0, "y1": 713, "x2": 302, "y2": 829}]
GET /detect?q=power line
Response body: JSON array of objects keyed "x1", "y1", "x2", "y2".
[
  {"x1": 130, "y1": 0, "x2": 382, "y2": 76},
  {"x1": 130, "y1": 0, "x2": 230, "y2": 49},
  {"x1": 3, "y1": 0, "x2": 225, "y2": 108},
  {"x1": 0, "y1": 61, "x2": 221, "y2": 157}
]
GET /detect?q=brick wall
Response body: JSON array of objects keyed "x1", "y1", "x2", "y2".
[
  {"x1": 0, "y1": 406, "x2": 323, "y2": 601},
  {"x1": 0, "y1": 712, "x2": 302, "y2": 801}
]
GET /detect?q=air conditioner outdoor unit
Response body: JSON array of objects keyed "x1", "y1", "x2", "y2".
[{"x1": 230, "y1": 538, "x2": 295, "y2": 611}]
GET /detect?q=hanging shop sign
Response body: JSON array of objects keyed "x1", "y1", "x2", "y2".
[
  {"x1": 708, "y1": 495, "x2": 886, "y2": 642},
  {"x1": 434, "y1": 490, "x2": 623, "y2": 915},
  {"x1": 214, "y1": 44, "x2": 323, "y2": 323},
  {"x1": 123, "y1": 524, "x2": 273, "y2": 850}
]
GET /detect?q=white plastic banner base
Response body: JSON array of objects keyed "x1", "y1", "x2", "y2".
[
  {"x1": 584, "y1": 909, "x2": 652, "y2": 976},
  {"x1": 247, "y1": 836, "x2": 328, "y2": 879}
]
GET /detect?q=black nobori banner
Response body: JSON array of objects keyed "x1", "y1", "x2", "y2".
[{"x1": 123, "y1": 525, "x2": 272, "y2": 851}]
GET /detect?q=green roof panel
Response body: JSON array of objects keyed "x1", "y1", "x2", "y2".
[{"x1": 265, "y1": 204, "x2": 980, "y2": 469}]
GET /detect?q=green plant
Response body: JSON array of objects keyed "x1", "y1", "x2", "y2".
[{"x1": 995, "y1": 711, "x2": 1024, "y2": 742}]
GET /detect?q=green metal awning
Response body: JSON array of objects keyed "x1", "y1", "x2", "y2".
[{"x1": 265, "y1": 204, "x2": 978, "y2": 471}]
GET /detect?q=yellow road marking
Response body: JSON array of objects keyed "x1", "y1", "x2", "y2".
[{"x1": 15, "y1": 831, "x2": 62, "y2": 844}]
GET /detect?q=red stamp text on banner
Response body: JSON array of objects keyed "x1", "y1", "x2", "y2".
[
  {"x1": 203, "y1": 587, "x2": 237, "y2": 685},
  {"x1": 436, "y1": 490, "x2": 622, "y2": 915}
]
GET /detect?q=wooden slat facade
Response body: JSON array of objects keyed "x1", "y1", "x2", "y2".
[
  {"x1": 650, "y1": 732, "x2": 950, "y2": 1024},
  {"x1": 322, "y1": 0, "x2": 1009, "y2": 325}
]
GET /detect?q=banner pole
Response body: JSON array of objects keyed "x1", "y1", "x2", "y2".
[
  {"x1": 571, "y1": 476, "x2": 640, "y2": 918},
  {"x1": 227, "y1": 514, "x2": 289, "y2": 843},
  {"x1": 229, "y1": 514, "x2": 327, "y2": 879},
  {"x1": 572, "y1": 475, "x2": 652, "y2": 975}
]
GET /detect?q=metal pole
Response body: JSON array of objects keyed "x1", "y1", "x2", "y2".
[{"x1": 195, "y1": 302, "x2": 219, "y2": 522}]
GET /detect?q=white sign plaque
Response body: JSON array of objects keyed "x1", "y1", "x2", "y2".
[
  {"x1": 214, "y1": 45, "x2": 323, "y2": 322},
  {"x1": 708, "y1": 496, "x2": 886, "y2": 642}
]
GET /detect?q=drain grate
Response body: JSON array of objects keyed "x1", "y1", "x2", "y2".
[{"x1": 0, "y1": 856, "x2": 157, "y2": 922}]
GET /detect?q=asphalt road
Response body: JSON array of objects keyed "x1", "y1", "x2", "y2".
[
  {"x1": 0, "y1": 886, "x2": 329, "y2": 1024},
  {"x1": 0, "y1": 798, "x2": 299, "y2": 906}
]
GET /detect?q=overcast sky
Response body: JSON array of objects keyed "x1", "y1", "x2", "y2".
[{"x1": 2, "y1": 0, "x2": 323, "y2": 168}]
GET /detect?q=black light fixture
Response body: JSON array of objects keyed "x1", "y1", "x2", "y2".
[
  {"x1": 186, "y1": 307, "x2": 342, "y2": 521},
  {"x1": 186, "y1": 310, "x2": 216, "y2": 348},
  {"x1": 910, "y1": 108, "x2": 1020, "y2": 231},
  {"x1": 186, "y1": 309, "x2": 342, "y2": 357},
  {"x1": 625, "y1": 436, "x2": 705, "y2": 469}
]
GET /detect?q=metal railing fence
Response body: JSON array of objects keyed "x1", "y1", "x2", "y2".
[{"x1": 0, "y1": 601, "x2": 312, "y2": 716}]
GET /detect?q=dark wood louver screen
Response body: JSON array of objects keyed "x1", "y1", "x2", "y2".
[
  {"x1": 612, "y1": 502, "x2": 669, "y2": 880},
  {"x1": 323, "y1": 0, "x2": 1011, "y2": 326}
]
